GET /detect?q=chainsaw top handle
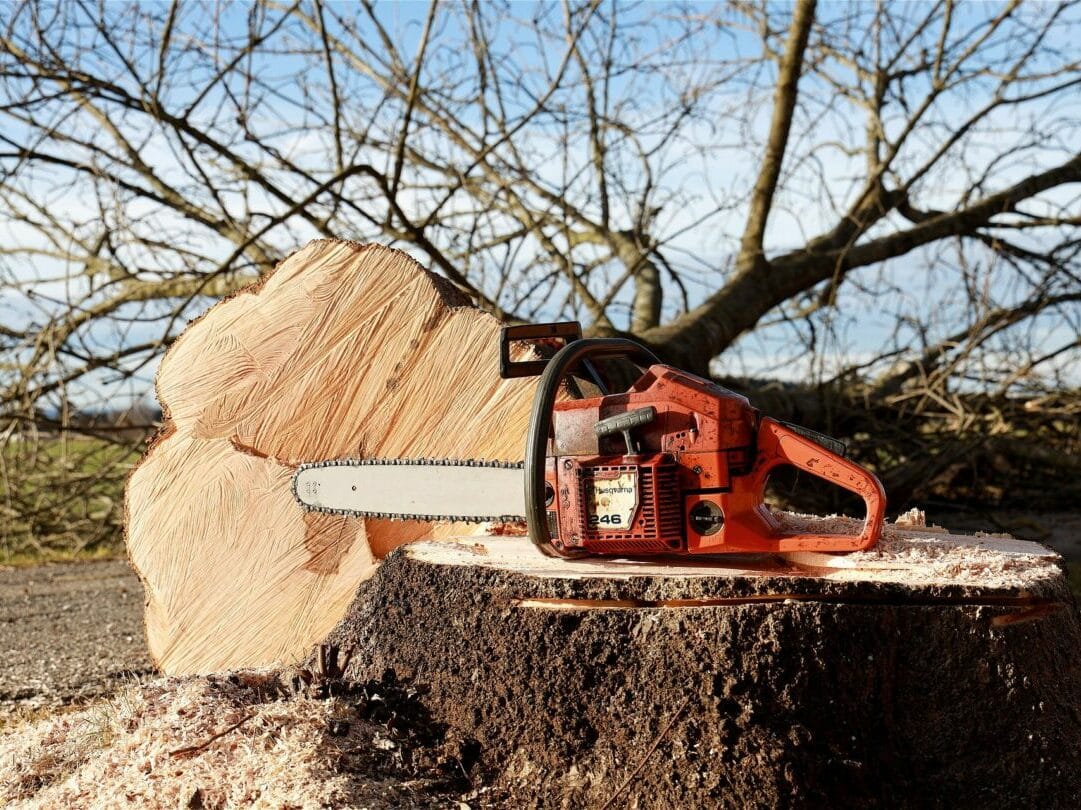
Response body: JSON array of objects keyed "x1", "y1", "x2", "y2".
[{"x1": 524, "y1": 337, "x2": 661, "y2": 558}]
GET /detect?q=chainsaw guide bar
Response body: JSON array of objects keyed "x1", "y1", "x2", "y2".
[{"x1": 292, "y1": 457, "x2": 527, "y2": 523}]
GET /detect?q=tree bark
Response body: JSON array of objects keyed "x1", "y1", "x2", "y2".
[{"x1": 324, "y1": 525, "x2": 1081, "y2": 809}]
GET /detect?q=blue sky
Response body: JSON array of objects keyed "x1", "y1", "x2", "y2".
[{"x1": 2, "y1": 1, "x2": 1079, "y2": 411}]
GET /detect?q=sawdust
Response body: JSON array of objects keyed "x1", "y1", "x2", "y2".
[
  {"x1": 405, "y1": 509, "x2": 1062, "y2": 596},
  {"x1": 775, "y1": 507, "x2": 1062, "y2": 589},
  {"x1": 0, "y1": 669, "x2": 474, "y2": 809}
]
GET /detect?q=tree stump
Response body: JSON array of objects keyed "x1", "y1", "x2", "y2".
[
  {"x1": 323, "y1": 516, "x2": 1081, "y2": 808},
  {"x1": 125, "y1": 240, "x2": 544, "y2": 674}
]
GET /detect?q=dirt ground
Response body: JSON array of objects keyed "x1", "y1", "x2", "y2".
[{"x1": 0, "y1": 559, "x2": 152, "y2": 725}]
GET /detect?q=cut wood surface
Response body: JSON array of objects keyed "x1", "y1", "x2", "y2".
[
  {"x1": 126, "y1": 240, "x2": 543, "y2": 675},
  {"x1": 325, "y1": 520, "x2": 1081, "y2": 808}
]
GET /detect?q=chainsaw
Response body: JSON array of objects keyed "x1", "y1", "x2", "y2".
[{"x1": 293, "y1": 322, "x2": 886, "y2": 558}]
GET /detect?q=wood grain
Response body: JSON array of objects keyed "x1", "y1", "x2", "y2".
[{"x1": 126, "y1": 240, "x2": 540, "y2": 674}]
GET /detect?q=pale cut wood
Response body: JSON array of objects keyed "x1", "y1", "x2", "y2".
[
  {"x1": 126, "y1": 240, "x2": 542, "y2": 675},
  {"x1": 324, "y1": 529, "x2": 1081, "y2": 808},
  {"x1": 394, "y1": 522, "x2": 1065, "y2": 593}
]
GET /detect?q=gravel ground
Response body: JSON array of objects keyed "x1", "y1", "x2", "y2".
[{"x1": 0, "y1": 559, "x2": 153, "y2": 724}]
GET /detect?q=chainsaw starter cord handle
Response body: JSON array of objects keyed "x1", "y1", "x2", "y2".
[
  {"x1": 594, "y1": 405, "x2": 656, "y2": 439},
  {"x1": 525, "y1": 338, "x2": 661, "y2": 558}
]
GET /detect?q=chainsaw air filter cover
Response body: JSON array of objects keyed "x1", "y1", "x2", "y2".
[{"x1": 557, "y1": 455, "x2": 682, "y2": 554}]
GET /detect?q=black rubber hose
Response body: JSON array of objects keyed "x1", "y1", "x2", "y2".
[{"x1": 524, "y1": 338, "x2": 661, "y2": 557}]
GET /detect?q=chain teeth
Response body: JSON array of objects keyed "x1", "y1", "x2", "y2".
[
  {"x1": 291, "y1": 457, "x2": 526, "y2": 522},
  {"x1": 295, "y1": 457, "x2": 524, "y2": 471}
]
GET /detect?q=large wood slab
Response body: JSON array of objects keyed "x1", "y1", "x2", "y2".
[{"x1": 126, "y1": 240, "x2": 542, "y2": 674}]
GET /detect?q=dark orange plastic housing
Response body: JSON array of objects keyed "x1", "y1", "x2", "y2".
[{"x1": 544, "y1": 365, "x2": 885, "y2": 556}]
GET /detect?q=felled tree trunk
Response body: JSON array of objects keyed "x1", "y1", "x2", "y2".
[
  {"x1": 323, "y1": 520, "x2": 1081, "y2": 809},
  {"x1": 125, "y1": 240, "x2": 542, "y2": 675}
]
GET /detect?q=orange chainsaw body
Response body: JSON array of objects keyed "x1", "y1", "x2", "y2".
[{"x1": 542, "y1": 364, "x2": 886, "y2": 556}]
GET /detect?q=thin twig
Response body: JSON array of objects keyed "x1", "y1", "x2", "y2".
[
  {"x1": 169, "y1": 712, "x2": 256, "y2": 758},
  {"x1": 600, "y1": 696, "x2": 691, "y2": 810}
]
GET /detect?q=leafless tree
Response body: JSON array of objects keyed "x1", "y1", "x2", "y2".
[{"x1": 1, "y1": 0, "x2": 1079, "y2": 551}]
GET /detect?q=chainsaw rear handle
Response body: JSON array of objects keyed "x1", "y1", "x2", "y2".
[
  {"x1": 525, "y1": 338, "x2": 661, "y2": 557},
  {"x1": 747, "y1": 417, "x2": 886, "y2": 551}
]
